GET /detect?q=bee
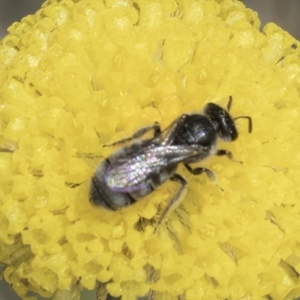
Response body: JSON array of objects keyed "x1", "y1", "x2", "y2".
[{"x1": 90, "y1": 97, "x2": 252, "y2": 227}]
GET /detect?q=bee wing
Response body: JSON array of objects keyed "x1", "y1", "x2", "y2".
[{"x1": 105, "y1": 144, "x2": 205, "y2": 192}]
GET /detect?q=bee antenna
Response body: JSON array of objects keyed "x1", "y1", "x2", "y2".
[
  {"x1": 227, "y1": 96, "x2": 233, "y2": 112},
  {"x1": 234, "y1": 116, "x2": 252, "y2": 133}
]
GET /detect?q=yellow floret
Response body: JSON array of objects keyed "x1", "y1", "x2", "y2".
[{"x1": 1, "y1": 0, "x2": 300, "y2": 299}]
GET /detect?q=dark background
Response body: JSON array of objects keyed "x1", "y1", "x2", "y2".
[{"x1": 0, "y1": 0, "x2": 300, "y2": 299}]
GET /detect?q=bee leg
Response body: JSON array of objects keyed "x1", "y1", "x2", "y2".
[
  {"x1": 96, "y1": 281, "x2": 109, "y2": 300},
  {"x1": 184, "y1": 163, "x2": 216, "y2": 182},
  {"x1": 216, "y1": 149, "x2": 242, "y2": 163},
  {"x1": 104, "y1": 122, "x2": 161, "y2": 147},
  {"x1": 216, "y1": 149, "x2": 233, "y2": 159},
  {"x1": 134, "y1": 216, "x2": 156, "y2": 232},
  {"x1": 227, "y1": 95, "x2": 233, "y2": 111},
  {"x1": 184, "y1": 164, "x2": 223, "y2": 191},
  {"x1": 136, "y1": 264, "x2": 159, "y2": 300},
  {"x1": 165, "y1": 220, "x2": 183, "y2": 254},
  {"x1": 155, "y1": 173, "x2": 187, "y2": 230}
]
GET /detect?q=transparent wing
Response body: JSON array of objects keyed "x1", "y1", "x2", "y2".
[{"x1": 105, "y1": 144, "x2": 205, "y2": 192}]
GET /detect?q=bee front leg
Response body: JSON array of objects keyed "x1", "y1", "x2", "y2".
[
  {"x1": 104, "y1": 122, "x2": 161, "y2": 147},
  {"x1": 155, "y1": 173, "x2": 187, "y2": 230},
  {"x1": 215, "y1": 149, "x2": 233, "y2": 160},
  {"x1": 216, "y1": 149, "x2": 242, "y2": 163}
]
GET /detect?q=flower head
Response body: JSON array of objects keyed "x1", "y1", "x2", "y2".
[{"x1": 1, "y1": 0, "x2": 300, "y2": 299}]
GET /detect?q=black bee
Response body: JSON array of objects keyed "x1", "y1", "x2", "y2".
[{"x1": 90, "y1": 97, "x2": 252, "y2": 226}]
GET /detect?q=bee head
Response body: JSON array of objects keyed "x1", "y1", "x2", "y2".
[
  {"x1": 204, "y1": 97, "x2": 252, "y2": 142},
  {"x1": 204, "y1": 103, "x2": 238, "y2": 142}
]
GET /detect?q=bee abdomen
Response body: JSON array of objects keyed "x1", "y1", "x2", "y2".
[{"x1": 90, "y1": 160, "x2": 137, "y2": 210}]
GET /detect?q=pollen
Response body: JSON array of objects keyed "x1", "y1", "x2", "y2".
[{"x1": 1, "y1": 0, "x2": 300, "y2": 299}]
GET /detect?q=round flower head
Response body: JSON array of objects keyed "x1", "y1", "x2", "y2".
[{"x1": 1, "y1": 0, "x2": 300, "y2": 299}]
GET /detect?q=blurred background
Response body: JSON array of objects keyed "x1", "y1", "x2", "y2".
[{"x1": 0, "y1": 0, "x2": 300, "y2": 299}]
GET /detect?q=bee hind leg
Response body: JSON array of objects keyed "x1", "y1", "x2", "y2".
[
  {"x1": 104, "y1": 122, "x2": 161, "y2": 147},
  {"x1": 154, "y1": 173, "x2": 187, "y2": 231},
  {"x1": 136, "y1": 264, "x2": 159, "y2": 300},
  {"x1": 96, "y1": 281, "x2": 121, "y2": 300}
]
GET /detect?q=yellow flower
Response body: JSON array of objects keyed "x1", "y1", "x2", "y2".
[{"x1": 1, "y1": 0, "x2": 300, "y2": 299}]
